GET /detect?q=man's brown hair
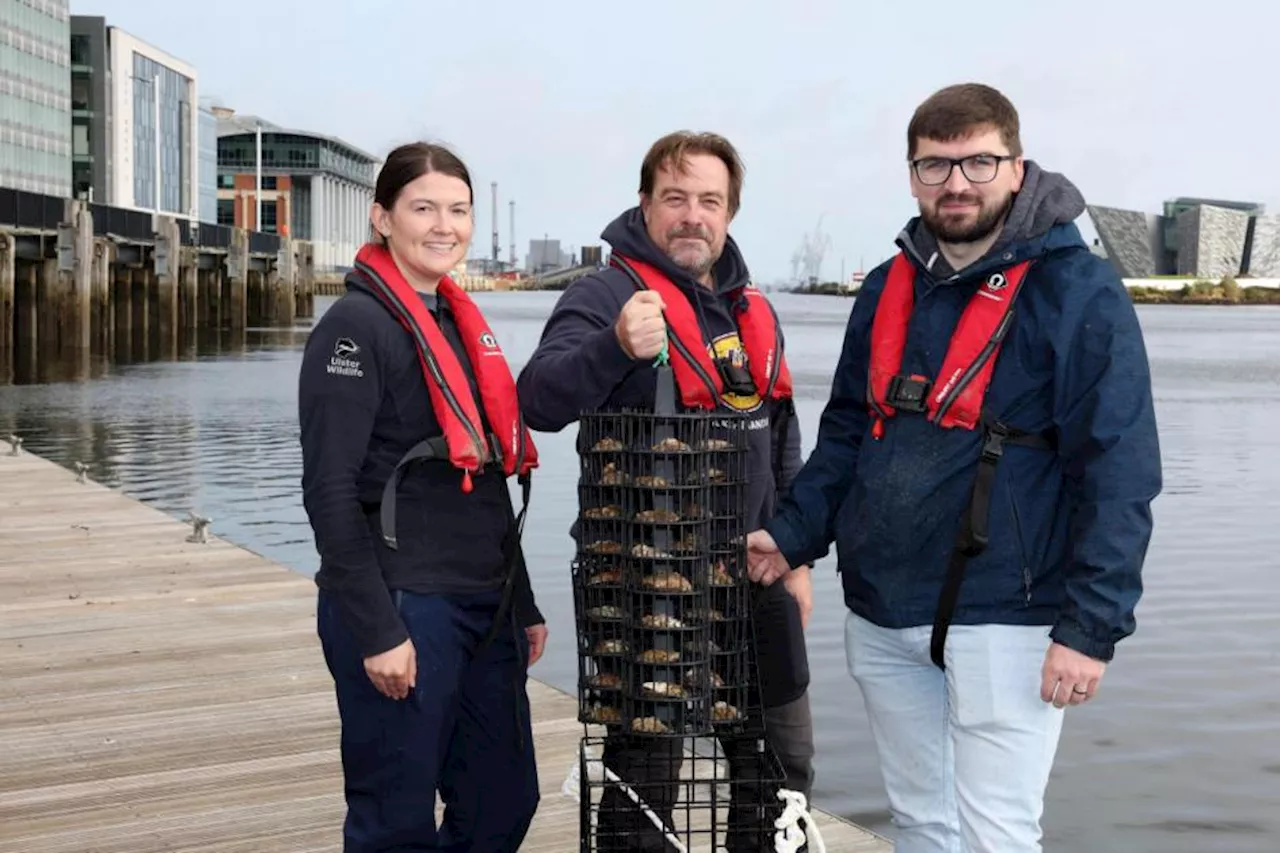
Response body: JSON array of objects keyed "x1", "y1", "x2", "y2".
[
  {"x1": 907, "y1": 83, "x2": 1022, "y2": 159},
  {"x1": 639, "y1": 131, "x2": 745, "y2": 216}
]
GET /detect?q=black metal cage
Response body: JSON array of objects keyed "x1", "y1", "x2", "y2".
[
  {"x1": 575, "y1": 734, "x2": 790, "y2": 853},
  {"x1": 572, "y1": 403, "x2": 755, "y2": 738}
]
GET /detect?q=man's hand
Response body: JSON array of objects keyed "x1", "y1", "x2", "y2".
[
  {"x1": 364, "y1": 638, "x2": 417, "y2": 700},
  {"x1": 615, "y1": 291, "x2": 667, "y2": 360},
  {"x1": 781, "y1": 564, "x2": 813, "y2": 629},
  {"x1": 747, "y1": 529, "x2": 790, "y2": 586},
  {"x1": 525, "y1": 624, "x2": 548, "y2": 667},
  {"x1": 1041, "y1": 641, "x2": 1106, "y2": 708}
]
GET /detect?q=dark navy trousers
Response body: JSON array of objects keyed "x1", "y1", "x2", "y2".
[{"x1": 318, "y1": 588, "x2": 539, "y2": 852}]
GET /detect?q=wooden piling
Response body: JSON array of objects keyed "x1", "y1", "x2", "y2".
[
  {"x1": 0, "y1": 233, "x2": 13, "y2": 382},
  {"x1": 91, "y1": 240, "x2": 112, "y2": 355},
  {"x1": 179, "y1": 248, "x2": 198, "y2": 333},
  {"x1": 112, "y1": 265, "x2": 131, "y2": 362}
]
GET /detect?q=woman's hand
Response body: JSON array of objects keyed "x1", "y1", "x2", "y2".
[
  {"x1": 525, "y1": 624, "x2": 548, "y2": 667},
  {"x1": 364, "y1": 638, "x2": 417, "y2": 699}
]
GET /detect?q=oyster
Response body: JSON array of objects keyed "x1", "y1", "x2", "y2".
[
  {"x1": 585, "y1": 540, "x2": 623, "y2": 555},
  {"x1": 588, "y1": 568, "x2": 622, "y2": 585},
  {"x1": 588, "y1": 672, "x2": 622, "y2": 689},
  {"x1": 637, "y1": 648, "x2": 680, "y2": 664},
  {"x1": 642, "y1": 681, "x2": 685, "y2": 698},
  {"x1": 641, "y1": 613, "x2": 684, "y2": 629},
  {"x1": 642, "y1": 570, "x2": 692, "y2": 592},
  {"x1": 712, "y1": 701, "x2": 740, "y2": 721},
  {"x1": 586, "y1": 703, "x2": 621, "y2": 723},
  {"x1": 631, "y1": 717, "x2": 669, "y2": 734},
  {"x1": 634, "y1": 508, "x2": 680, "y2": 524}
]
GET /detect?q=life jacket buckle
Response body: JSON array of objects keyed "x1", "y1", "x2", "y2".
[
  {"x1": 886, "y1": 374, "x2": 932, "y2": 414},
  {"x1": 981, "y1": 422, "x2": 1009, "y2": 463}
]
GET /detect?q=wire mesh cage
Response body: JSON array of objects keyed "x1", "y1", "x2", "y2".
[
  {"x1": 575, "y1": 734, "x2": 790, "y2": 853},
  {"x1": 568, "y1": 362, "x2": 799, "y2": 850},
  {"x1": 573, "y1": 402, "x2": 754, "y2": 737}
]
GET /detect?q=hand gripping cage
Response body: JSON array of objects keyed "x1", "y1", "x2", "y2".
[{"x1": 569, "y1": 365, "x2": 818, "y2": 851}]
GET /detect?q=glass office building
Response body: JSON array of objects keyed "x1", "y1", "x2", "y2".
[
  {"x1": 131, "y1": 51, "x2": 193, "y2": 213},
  {"x1": 0, "y1": 0, "x2": 72, "y2": 196},
  {"x1": 198, "y1": 102, "x2": 216, "y2": 222}
]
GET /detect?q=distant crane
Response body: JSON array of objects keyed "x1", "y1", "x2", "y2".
[{"x1": 791, "y1": 215, "x2": 832, "y2": 284}]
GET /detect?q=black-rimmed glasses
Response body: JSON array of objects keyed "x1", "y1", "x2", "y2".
[{"x1": 910, "y1": 154, "x2": 1014, "y2": 186}]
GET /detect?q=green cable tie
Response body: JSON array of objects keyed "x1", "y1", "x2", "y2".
[{"x1": 653, "y1": 337, "x2": 669, "y2": 367}]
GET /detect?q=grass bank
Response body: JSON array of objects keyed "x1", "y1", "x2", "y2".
[{"x1": 1127, "y1": 276, "x2": 1280, "y2": 305}]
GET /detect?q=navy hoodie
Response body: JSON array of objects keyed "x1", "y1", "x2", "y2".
[
  {"x1": 516, "y1": 207, "x2": 809, "y2": 706},
  {"x1": 298, "y1": 271, "x2": 542, "y2": 659}
]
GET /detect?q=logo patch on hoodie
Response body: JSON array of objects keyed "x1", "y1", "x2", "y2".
[{"x1": 709, "y1": 332, "x2": 762, "y2": 414}]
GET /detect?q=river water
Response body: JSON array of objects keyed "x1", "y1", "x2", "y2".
[{"x1": 3, "y1": 292, "x2": 1278, "y2": 852}]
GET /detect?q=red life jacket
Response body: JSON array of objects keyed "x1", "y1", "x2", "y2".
[
  {"x1": 867, "y1": 252, "x2": 1033, "y2": 439},
  {"x1": 353, "y1": 242, "x2": 537, "y2": 493},
  {"x1": 610, "y1": 253, "x2": 793, "y2": 410}
]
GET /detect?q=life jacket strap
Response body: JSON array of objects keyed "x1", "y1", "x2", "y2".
[{"x1": 929, "y1": 410, "x2": 1056, "y2": 670}]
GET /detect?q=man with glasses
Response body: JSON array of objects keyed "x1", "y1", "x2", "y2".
[{"x1": 747, "y1": 83, "x2": 1162, "y2": 852}]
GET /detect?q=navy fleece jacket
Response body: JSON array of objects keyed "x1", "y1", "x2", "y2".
[{"x1": 298, "y1": 272, "x2": 542, "y2": 659}]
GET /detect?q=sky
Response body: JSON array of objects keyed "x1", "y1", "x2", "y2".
[{"x1": 75, "y1": 0, "x2": 1280, "y2": 284}]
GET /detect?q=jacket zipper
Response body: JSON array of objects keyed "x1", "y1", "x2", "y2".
[
  {"x1": 932, "y1": 307, "x2": 1015, "y2": 425},
  {"x1": 667, "y1": 330, "x2": 721, "y2": 402},
  {"x1": 761, "y1": 298, "x2": 783, "y2": 398},
  {"x1": 1008, "y1": 485, "x2": 1031, "y2": 603},
  {"x1": 356, "y1": 260, "x2": 488, "y2": 468}
]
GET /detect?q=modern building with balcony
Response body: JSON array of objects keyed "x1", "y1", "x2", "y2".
[
  {"x1": 68, "y1": 16, "x2": 207, "y2": 221},
  {"x1": 0, "y1": 0, "x2": 72, "y2": 197},
  {"x1": 214, "y1": 107, "x2": 378, "y2": 272}
]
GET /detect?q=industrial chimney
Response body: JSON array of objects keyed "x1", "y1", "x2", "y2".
[
  {"x1": 509, "y1": 200, "x2": 516, "y2": 266},
  {"x1": 491, "y1": 181, "x2": 499, "y2": 263}
]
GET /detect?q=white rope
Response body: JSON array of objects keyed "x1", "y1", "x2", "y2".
[{"x1": 562, "y1": 754, "x2": 826, "y2": 852}]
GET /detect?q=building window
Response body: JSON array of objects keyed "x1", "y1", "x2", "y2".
[
  {"x1": 72, "y1": 122, "x2": 89, "y2": 157},
  {"x1": 217, "y1": 198, "x2": 234, "y2": 226},
  {"x1": 70, "y1": 35, "x2": 90, "y2": 66},
  {"x1": 261, "y1": 200, "x2": 277, "y2": 233},
  {"x1": 217, "y1": 173, "x2": 234, "y2": 188}
]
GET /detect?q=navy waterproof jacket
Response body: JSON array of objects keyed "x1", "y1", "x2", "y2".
[{"x1": 765, "y1": 164, "x2": 1162, "y2": 661}]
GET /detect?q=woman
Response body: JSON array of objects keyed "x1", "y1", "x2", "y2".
[{"x1": 298, "y1": 142, "x2": 546, "y2": 852}]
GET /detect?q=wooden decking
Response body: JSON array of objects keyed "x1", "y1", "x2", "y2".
[{"x1": 0, "y1": 449, "x2": 891, "y2": 852}]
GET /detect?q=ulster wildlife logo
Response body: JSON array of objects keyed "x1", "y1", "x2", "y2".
[{"x1": 328, "y1": 337, "x2": 364, "y2": 377}]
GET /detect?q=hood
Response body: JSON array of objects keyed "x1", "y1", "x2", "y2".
[
  {"x1": 600, "y1": 207, "x2": 752, "y2": 297},
  {"x1": 898, "y1": 160, "x2": 1086, "y2": 280}
]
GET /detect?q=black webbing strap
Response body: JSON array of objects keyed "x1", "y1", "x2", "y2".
[
  {"x1": 480, "y1": 471, "x2": 532, "y2": 657},
  {"x1": 379, "y1": 431, "x2": 532, "y2": 653},
  {"x1": 930, "y1": 413, "x2": 1055, "y2": 670},
  {"x1": 379, "y1": 435, "x2": 450, "y2": 549}
]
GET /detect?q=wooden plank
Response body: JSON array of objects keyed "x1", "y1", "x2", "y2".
[{"x1": 0, "y1": 450, "x2": 891, "y2": 852}]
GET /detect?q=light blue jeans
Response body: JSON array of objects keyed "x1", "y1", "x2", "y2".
[{"x1": 845, "y1": 611, "x2": 1065, "y2": 853}]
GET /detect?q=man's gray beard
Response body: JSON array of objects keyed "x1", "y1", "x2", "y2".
[{"x1": 669, "y1": 250, "x2": 715, "y2": 278}]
